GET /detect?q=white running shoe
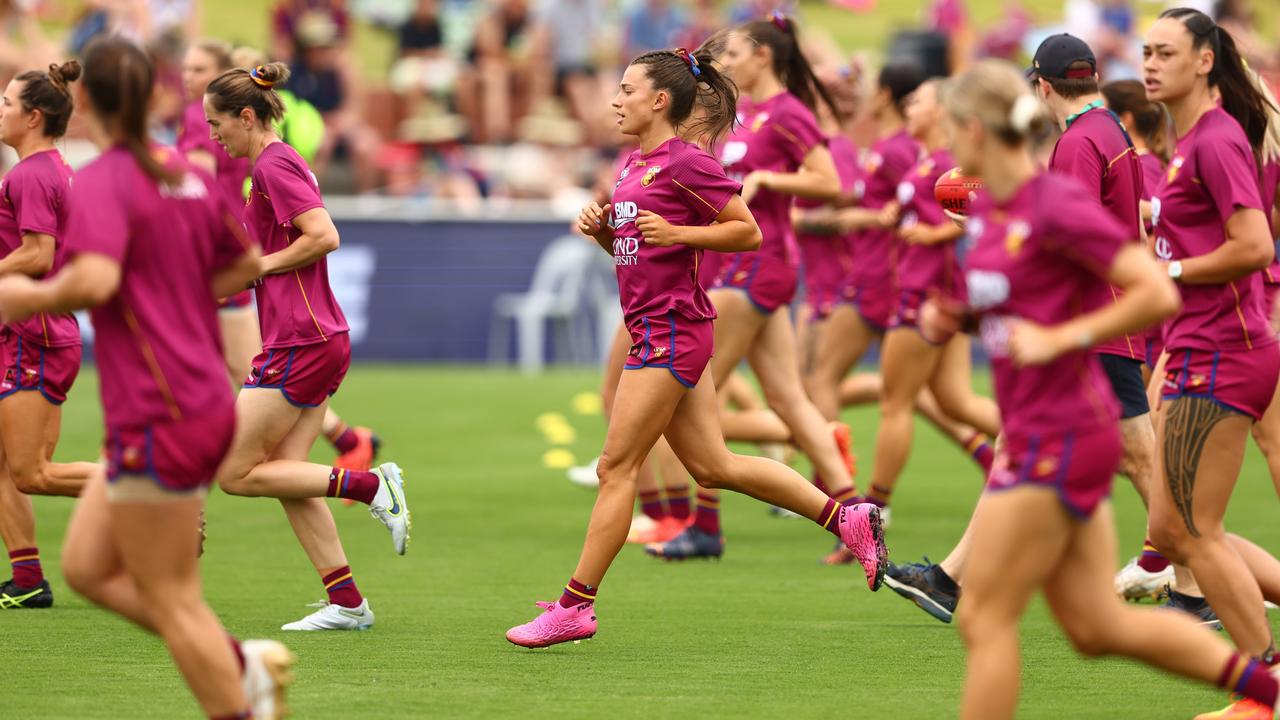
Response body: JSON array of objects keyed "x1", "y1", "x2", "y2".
[
  {"x1": 567, "y1": 457, "x2": 600, "y2": 488},
  {"x1": 370, "y1": 463, "x2": 411, "y2": 555},
  {"x1": 241, "y1": 639, "x2": 296, "y2": 720},
  {"x1": 1114, "y1": 557, "x2": 1174, "y2": 601},
  {"x1": 281, "y1": 599, "x2": 375, "y2": 631}
]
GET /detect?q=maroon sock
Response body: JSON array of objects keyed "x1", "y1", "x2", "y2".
[
  {"x1": 1217, "y1": 653, "x2": 1279, "y2": 707},
  {"x1": 812, "y1": 473, "x2": 830, "y2": 496},
  {"x1": 964, "y1": 434, "x2": 995, "y2": 473},
  {"x1": 321, "y1": 566, "x2": 363, "y2": 609},
  {"x1": 326, "y1": 468, "x2": 379, "y2": 505},
  {"x1": 664, "y1": 485, "x2": 690, "y2": 521},
  {"x1": 638, "y1": 489, "x2": 665, "y2": 521},
  {"x1": 327, "y1": 423, "x2": 358, "y2": 454},
  {"x1": 864, "y1": 486, "x2": 890, "y2": 508},
  {"x1": 9, "y1": 547, "x2": 42, "y2": 588},
  {"x1": 832, "y1": 488, "x2": 860, "y2": 506},
  {"x1": 817, "y1": 498, "x2": 843, "y2": 539},
  {"x1": 558, "y1": 577, "x2": 596, "y2": 608},
  {"x1": 1137, "y1": 538, "x2": 1171, "y2": 573},
  {"x1": 692, "y1": 492, "x2": 720, "y2": 535}
]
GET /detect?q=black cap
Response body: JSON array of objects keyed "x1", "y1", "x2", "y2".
[{"x1": 1029, "y1": 33, "x2": 1097, "y2": 80}]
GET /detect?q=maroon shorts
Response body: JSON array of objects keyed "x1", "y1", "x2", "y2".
[
  {"x1": 0, "y1": 329, "x2": 81, "y2": 405},
  {"x1": 805, "y1": 281, "x2": 844, "y2": 321},
  {"x1": 986, "y1": 424, "x2": 1123, "y2": 518},
  {"x1": 244, "y1": 333, "x2": 351, "y2": 407},
  {"x1": 713, "y1": 254, "x2": 798, "y2": 315},
  {"x1": 106, "y1": 405, "x2": 236, "y2": 492},
  {"x1": 889, "y1": 288, "x2": 929, "y2": 331},
  {"x1": 218, "y1": 290, "x2": 255, "y2": 311},
  {"x1": 623, "y1": 311, "x2": 712, "y2": 388},
  {"x1": 1161, "y1": 345, "x2": 1280, "y2": 420},
  {"x1": 844, "y1": 280, "x2": 894, "y2": 332}
]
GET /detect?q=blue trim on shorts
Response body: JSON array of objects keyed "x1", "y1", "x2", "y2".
[
  {"x1": 622, "y1": 311, "x2": 697, "y2": 388},
  {"x1": 641, "y1": 317, "x2": 653, "y2": 363},
  {"x1": 242, "y1": 348, "x2": 325, "y2": 408},
  {"x1": 0, "y1": 335, "x2": 63, "y2": 406},
  {"x1": 713, "y1": 255, "x2": 772, "y2": 316},
  {"x1": 1160, "y1": 349, "x2": 1251, "y2": 417},
  {"x1": 983, "y1": 432, "x2": 1099, "y2": 521}
]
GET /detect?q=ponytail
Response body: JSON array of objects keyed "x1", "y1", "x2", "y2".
[
  {"x1": 737, "y1": 13, "x2": 839, "y2": 119},
  {"x1": 632, "y1": 47, "x2": 739, "y2": 149},
  {"x1": 1102, "y1": 79, "x2": 1171, "y2": 161},
  {"x1": 81, "y1": 37, "x2": 180, "y2": 185},
  {"x1": 1160, "y1": 8, "x2": 1275, "y2": 156}
]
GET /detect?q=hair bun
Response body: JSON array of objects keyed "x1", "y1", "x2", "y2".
[
  {"x1": 48, "y1": 60, "x2": 82, "y2": 89},
  {"x1": 250, "y1": 62, "x2": 291, "y2": 89}
]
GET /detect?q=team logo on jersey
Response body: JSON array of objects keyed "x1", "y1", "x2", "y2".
[
  {"x1": 641, "y1": 166, "x2": 663, "y2": 187},
  {"x1": 1034, "y1": 456, "x2": 1060, "y2": 477},
  {"x1": 751, "y1": 113, "x2": 771, "y2": 132},
  {"x1": 916, "y1": 159, "x2": 935, "y2": 177},
  {"x1": 864, "y1": 153, "x2": 883, "y2": 174},
  {"x1": 1004, "y1": 220, "x2": 1031, "y2": 256},
  {"x1": 1167, "y1": 155, "x2": 1185, "y2": 184}
]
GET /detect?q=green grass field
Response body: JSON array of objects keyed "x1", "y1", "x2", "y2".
[{"x1": 4, "y1": 364, "x2": 1280, "y2": 718}]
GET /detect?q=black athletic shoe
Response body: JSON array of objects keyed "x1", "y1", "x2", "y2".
[
  {"x1": 1159, "y1": 585, "x2": 1222, "y2": 630},
  {"x1": 884, "y1": 558, "x2": 958, "y2": 624},
  {"x1": 0, "y1": 578, "x2": 53, "y2": 609},
  {"x1": 645, "y1": 526, "x2": 724, "y2": 560}
]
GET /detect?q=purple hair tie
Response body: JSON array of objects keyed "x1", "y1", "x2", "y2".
[
  {"x1": 675, "y1": 48, "x2": 702, "y2": 78},
  {"x1": 770, "y1": 11, "x2": 790, "y2": 32}
]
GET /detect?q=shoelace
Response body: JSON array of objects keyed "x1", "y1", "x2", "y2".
[{"x1": 305, "y1": 599, "x2": 330, "y2": 609}]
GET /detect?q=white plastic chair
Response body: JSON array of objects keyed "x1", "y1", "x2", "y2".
[{"x1": 488, "y1": 235, "x2": 599, "y2": 373}]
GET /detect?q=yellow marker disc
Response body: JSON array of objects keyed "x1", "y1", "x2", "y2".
[
  {"x1": 542, "y1": 449, "x2": 575, "y2": 469},
  {"x1": 571, "y1": 392, "x2": 602, "y2": 416},
  {"x1": 535, "y1": 412, "x2": 569, "y2": 431}
]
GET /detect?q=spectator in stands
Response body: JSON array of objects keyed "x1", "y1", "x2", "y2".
[
  {"x1": 272, "y1": 0, "x2": 350, "y2": 65},
  {"x1": 390, "y1": 0, "x2": 461, "y2": 124},
  {"x1": 623, "y1": 0, "x2": 688, "y2": 61},
  {"x1": 285, "y1": 10, "x2": 382, "y2": 192},
  {"x1": 1091, "y1": 0, "x2": 1140, "y2": 79},
  {"x1": 977, "y1": 0, "x2": 1030, "y2": 62},
  {"x1": 927, "y1": 0, "x2": 974, "y2": 70},
  {"x1": 527, "y1": 0, "x2": 609, "y2": 146},
  {"x1": 455, "y1": 0, "x2": 534, "y2": 145},
  {"x1": 1215, "y1": 0, "x2": 1276, "y2": 73}
]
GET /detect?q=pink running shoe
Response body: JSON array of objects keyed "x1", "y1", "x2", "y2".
[
  {"x1": 506, "y1": 601, "x2": 598, "y2": 648},
  {"x1": 839, "y1": 503, "x2": 888, "y2": 590}
]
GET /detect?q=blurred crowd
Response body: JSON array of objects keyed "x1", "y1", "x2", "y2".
[{"x1": 0, "y1": 0, "x2": 1277, "y2": 207}]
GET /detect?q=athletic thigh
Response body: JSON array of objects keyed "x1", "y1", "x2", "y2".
[
  {"x1": 881, "y1": 328, "x2": 943, "y2": 405},
  {"x1": 599, "y1": 366, "x2": 689, "y2": 476},
  {"x1": 708, "y1": 288, "x2": 767, "y2": 386}
]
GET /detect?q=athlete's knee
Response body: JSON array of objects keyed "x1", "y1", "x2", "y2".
[
  {"x1": 9, "y1": 463, "x2": 48, "y2": 494},
  {"x1": 1059, "y1": 613, "x2": 1119, "y2": 658},
  {"x1": 957, "y1": 603, "x2": 1009, "y2": 649},
  {"x1": 62, "y1": 555, "x2": 109, "y2": 600},
  {"x1": 595, "y1": 452, "x2": 637, "y2": 491},
  {"x1": 684, "y1": 453, "x2": 732, "y2": 490}
]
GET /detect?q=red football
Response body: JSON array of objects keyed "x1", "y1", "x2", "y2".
[{"x1": 934, "y1": 167, "x2": 983, "y2": 219}]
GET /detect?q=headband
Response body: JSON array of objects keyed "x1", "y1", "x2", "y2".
[
  {"x1": 250, "y1": 66, "x2": 274, "y2": 89},
  {"x1": 674, "y1": 48, "x2": 702, "y2": 78}
]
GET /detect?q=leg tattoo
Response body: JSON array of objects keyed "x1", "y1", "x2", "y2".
[{"x1": 1162, "y1": 397, "x2": 1235, "y2": 538}]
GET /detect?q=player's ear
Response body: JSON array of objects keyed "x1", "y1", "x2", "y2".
[{"x1": 652, "y1": 89, "x2": 669, "y2": 114}]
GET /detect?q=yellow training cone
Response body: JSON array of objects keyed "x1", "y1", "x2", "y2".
[
  {"x1": 572, "y1": 392, "x2": 602, "y2": 416},
  {"x1": 543, "y1": 449, "x2": 575, "y2": 469}
]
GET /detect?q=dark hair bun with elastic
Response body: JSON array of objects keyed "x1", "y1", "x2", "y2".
[
  {"x1": 48, "y1": 60, "x2": 82, "y2": 90},
  {"x1": 255, "y1": 62, "x2": 291, "y2": 87}
]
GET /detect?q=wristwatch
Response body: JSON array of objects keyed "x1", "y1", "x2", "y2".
[{"x1": 1167, "y1": 260, "x2": 1184, "y2": 281}]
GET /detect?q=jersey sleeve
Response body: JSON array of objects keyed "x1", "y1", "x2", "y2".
[
  {"x1": 63, "y1": 167, "x2": 129, "y2": 263},
  {"x1": 1197, "y1": 130, "x2": 1265, "y2": 223},
  {"x1": 9, "y1": 163, "x2": 62, "y2": 237},
  {"x1": 770, "y1": 101, "x2": 826, "y2": 168},
  {"x1": 672, "y1": 148, "x2": 742, "y2": 226},
  {"x1": 1041, "y1": 179, "x2": 1128, "y2": 278},
  {"x1": 256, "y1": 149, "x2": 325, "y2": 227}
]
